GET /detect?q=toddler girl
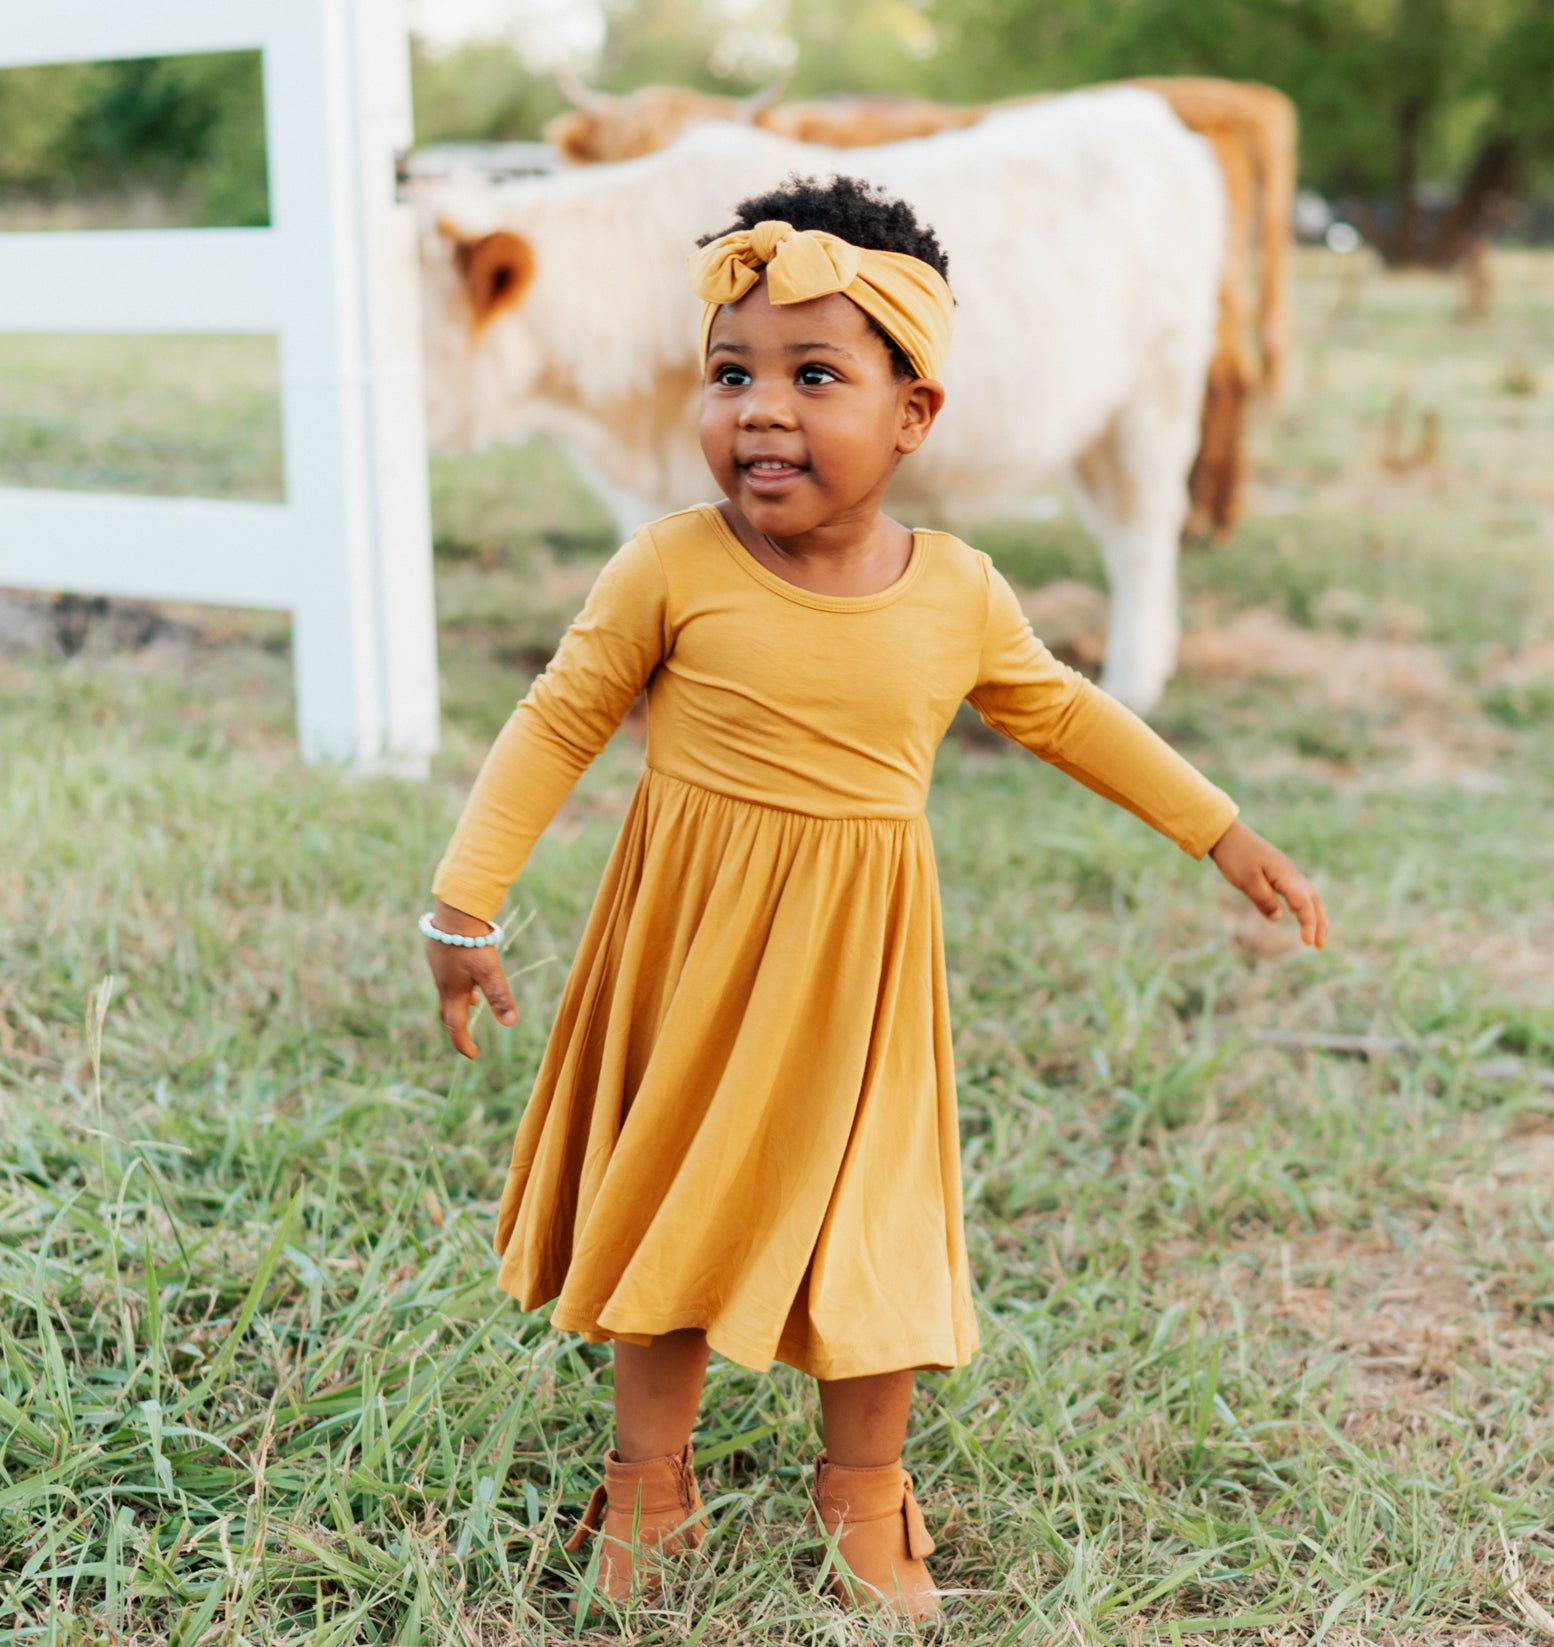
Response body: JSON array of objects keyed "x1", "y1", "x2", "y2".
[{"x1": 423, "y1": 175, "x2": 1327, "y2": 1620}]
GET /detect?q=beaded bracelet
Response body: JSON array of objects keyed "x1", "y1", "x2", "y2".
[{"x1": 419, "y1": 911, "x2": 505, "y2": 949}]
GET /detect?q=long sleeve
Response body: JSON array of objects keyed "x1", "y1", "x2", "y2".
[
  {"x1": 966, "y1": 559, "x2": 1237, "y2": 858},
  {"x1": 432, "y1": 531, "x2": 671, "y2": 919}
]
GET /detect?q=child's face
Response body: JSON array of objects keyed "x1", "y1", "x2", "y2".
[{"x1": 699, "y1": 278, "x2": 941, "y2": 540}]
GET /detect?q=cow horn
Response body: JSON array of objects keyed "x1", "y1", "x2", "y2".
[
  {"x1": 554, "y1": 66, "x2": 611, "y2": 112},
  {"x1": 738, "y1": 66, "x2": 792, "y2": 119}
]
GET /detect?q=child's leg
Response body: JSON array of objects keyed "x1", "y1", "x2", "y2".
[
  {"x1": 613, "y1": 1327, "x2": 710, "y2": 1459},
  {"x1": 565, "y1": 1329, "x2": 711, "y2": 1599},
  {"x1": 816, "y1": 1369, "x2": 914, "y2": 1465},
  {"x1": 812, "y1": 1369, "x2": 939, "y2": 1619}
]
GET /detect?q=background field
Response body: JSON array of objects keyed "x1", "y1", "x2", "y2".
[{"x1": 2, "y1": 248, "x2": 1552, "y2": 1644}]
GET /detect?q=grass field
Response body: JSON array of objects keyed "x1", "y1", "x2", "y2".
[{"x1": 2, "y1": 248, "x2": 1552, "y2": 1645}]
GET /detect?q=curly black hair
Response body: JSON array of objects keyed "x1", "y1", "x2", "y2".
[{"x1": 697, "y1": 174, "x2": 951, "y2": 379}]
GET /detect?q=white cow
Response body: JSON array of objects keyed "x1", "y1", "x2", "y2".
[{"x1": 418, "y1": 90, "x2": 1224, "y2": 712}]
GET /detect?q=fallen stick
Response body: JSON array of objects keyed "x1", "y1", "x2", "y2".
[{"x1": 1245, "y1": 1030, "x2": 1554, "y2": 1092}]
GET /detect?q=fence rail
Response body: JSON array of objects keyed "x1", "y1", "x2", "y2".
[{"x1": 0, "y1": 0, "x2": 439, "y2": 773}]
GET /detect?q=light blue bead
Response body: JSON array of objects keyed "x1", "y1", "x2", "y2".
[{"x1": 417, "y1": 910, "x2": 505, "y2": 949}]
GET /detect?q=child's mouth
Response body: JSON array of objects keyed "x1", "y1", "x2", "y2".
[{"x1": 741, "y1": 458, "x2": 807, "y2": 496}]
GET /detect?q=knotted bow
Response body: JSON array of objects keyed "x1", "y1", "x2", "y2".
[{"x1": 687, "y1": 220, "x2": 953, "y2": 382}]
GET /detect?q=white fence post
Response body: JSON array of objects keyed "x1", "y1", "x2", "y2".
[{"x1": 0, "y1": 0, "x2": 440, "y2": 775}]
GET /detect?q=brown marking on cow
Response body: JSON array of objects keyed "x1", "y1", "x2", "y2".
[
  {"x1": 439, "y1": 221, "x2": 536, "y2": 333},
  {"x1": 761, "y1": 96, "x2": 987, "y2": 147},
  {"x1": 546, "y1": 76, "x2": 1299, "y2": 541},
  {"x1": 547, "y1": 86, "x2": 745, "y2": 165},
  {"x1": 1177, "y1": 120, "x2": 1256, "y2": 540},
  {"x1": 507, "y1": 344, "x2": 709, "y2": 517},
  {"x1": 1131, "y1": 79, "x2": 1296, "y2": 406}
]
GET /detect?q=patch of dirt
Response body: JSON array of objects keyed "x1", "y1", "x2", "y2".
[
  {"x1": 1001, "y1": 583, "x2": 1541, "y2": 792},
  {"x1": 1270, "y1": 1232, "x2": 1493, "y2": 1382},
  {"x1": 1381, "y1": 735, "x2": 1515, "y2": 793},
  {"x1": 1152, "y1": 1205, "x2": 1554, "y2": 1446},
  {"x1": 1176, "y1": 603, "x2": 1524, "y2": 791},
  {"x1": 540, "y1": 562, "x2": 601, "y2": 608},
  {"x1": 1462, "y1": 916, "x2": 1554, "y2": 1010},
  {"x1": 1223, "y1": 897, "x2": 1308, "y2": 963},
  {"x1": 1499, "y1": 1128, "x2": 1554, "y2": 1184},
  {"x1": 1212, "y1": 1228, "x2": 1554, "y2": 1437},
  {"x1": 1178, "y1": 605, "x2": 1456, "y2": 707},
  {"x1": 0, "y1": 591, "x2": 54, "y2": 651},
  {"x1": 1484, "y1": 637, "x2": 1554, "y2": 688},
  {"x1": 0, "y1": 590, "x2": 266, "y2": 658},
  {"x1": 1408, "y1": 907, "x2": 1554, "y2": 1013},
  {"x1": 1017, "y1": 579, "x2": 1109, "y2": 662}
]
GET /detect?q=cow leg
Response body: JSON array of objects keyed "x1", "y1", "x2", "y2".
[
  {"x1": 1069, "y1": 389, "x2": 1198, "y2": 717},
  {"x1": 1185, "y1": 351, "x2": 1248, "y2": 544},
  {"x1": 1186, "y1": 131, "x2": 1253, "y2": 545}
]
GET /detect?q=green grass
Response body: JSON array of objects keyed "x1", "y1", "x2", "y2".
[
  {"x1": 0, "y1": 333, "x2": 284, "y2": 502},
  {"x1": 2, "y1": 248, "x2": 1553, "y2": 1643}
]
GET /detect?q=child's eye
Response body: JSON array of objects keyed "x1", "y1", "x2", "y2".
[
  {"x1": 714, "y1": 365, "x2": 751, "y2": 387},
  {"x1": 797, "y1": 364, "x2": 837, "y2": 386}
]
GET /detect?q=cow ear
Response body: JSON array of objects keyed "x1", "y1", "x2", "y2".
[
  {"x1": 544, "y1": 110, "x2": 597, "y2": 164},
  {"x1": 451, "y1": 229, "x2": 535, "y2": 328}
]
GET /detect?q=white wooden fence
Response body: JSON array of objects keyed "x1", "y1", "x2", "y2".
[{"x1": 0, "y1": 0, "x2": 440, "y2": 773}]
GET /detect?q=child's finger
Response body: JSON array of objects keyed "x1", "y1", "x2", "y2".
[
  {"x1": 1245, "y1": 866, "x2": 1284, "y2": 920},
  {"x1": 439, "y1": 985, "x2": 481, "y2": 1059},
  {"x1": 472, "y1": 952, "x2": 520, "y2": 1026},
  {"x1": 1284, "y1": 880, "x2": 1318, "y2": 944},
  {"x1": 1309, "y1": 887, "x2": 1330, "y2": 948},
  {"x1": 1273, "y1": 868, "x2": 1326, "y2": 948}
]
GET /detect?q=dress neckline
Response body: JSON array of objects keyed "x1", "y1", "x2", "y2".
[{"x1": 701, "y1": 503, "x2": 929, "y2": 613}]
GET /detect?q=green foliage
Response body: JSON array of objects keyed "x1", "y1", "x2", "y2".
[
  {"x1": 4, "y1": 3, "x2": 1553, "y2": 234},
  {"x1": 589, "y1": 0, "x2": 941, "y2": 97},
  {"x1": 1481, "y1": 0, "x2": 1554, "y2": 163},
  {"x1": 0, "y1": 61, "x2": 99, "y2": 184},
  {"x1": 942, "y1": 0, "x2": 1554, "y2": 233},
  {"x1": 409, "y1": 38, "x2": 561, "y2": 145},
  {"x1": 0, "y1": 50, "x2": 267, "y2": 227}
]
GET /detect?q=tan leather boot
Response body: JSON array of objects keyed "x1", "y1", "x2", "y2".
[
  {"x1": 811, "y1": 1451, "x2": 940, "y2": 1620},
  {"x1": 563, "y1": 1443, "x2": 706, "y2": 1601}
]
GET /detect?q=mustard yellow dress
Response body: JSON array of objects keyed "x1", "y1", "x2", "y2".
[{"x1": 433, "y1": 503, "x2": 1237, "y2": 1380}]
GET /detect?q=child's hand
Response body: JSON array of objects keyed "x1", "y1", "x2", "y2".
[
  {"x1": 1209, "y1": 820, "x2": 1328, "y2": 948},
  {"x1": 424, "y1": 899, "x2": 520, "y2": 1059}
]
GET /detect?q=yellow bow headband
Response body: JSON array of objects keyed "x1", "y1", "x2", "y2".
[{"x1": 687, "y1": 220, "x2": 954, "y2": 382}]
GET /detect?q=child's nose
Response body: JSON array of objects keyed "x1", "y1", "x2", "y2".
[{"x1": 738, "y1": 385, "x2": 797, "y2": 429}]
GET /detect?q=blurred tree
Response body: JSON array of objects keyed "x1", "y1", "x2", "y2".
[
  {"x1": 569, "y1": 0, "x2": 941, "y2": 100},
  {"x1": 411, "y1": 37, "x2": 560, "y2": 143},
  {"x1": 3, "y1": 2, "x2": 1550, "y2": 252},
  {"x1": 0, "y1": 63, "x2": 98, "y2": 190},
  {"x1": 1434, "y1": 0, "x2": 1554, "y2": 262},
  {"x1": 0, "y1": 52, "x2": 266, "y2": 227},
  {"x1": 926, "y1": 0, "x2": 1554, "y2": 264}
]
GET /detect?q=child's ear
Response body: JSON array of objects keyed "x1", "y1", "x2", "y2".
[{"x1": 896, "y1": 378, "x2": 946, "y2": 456}]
